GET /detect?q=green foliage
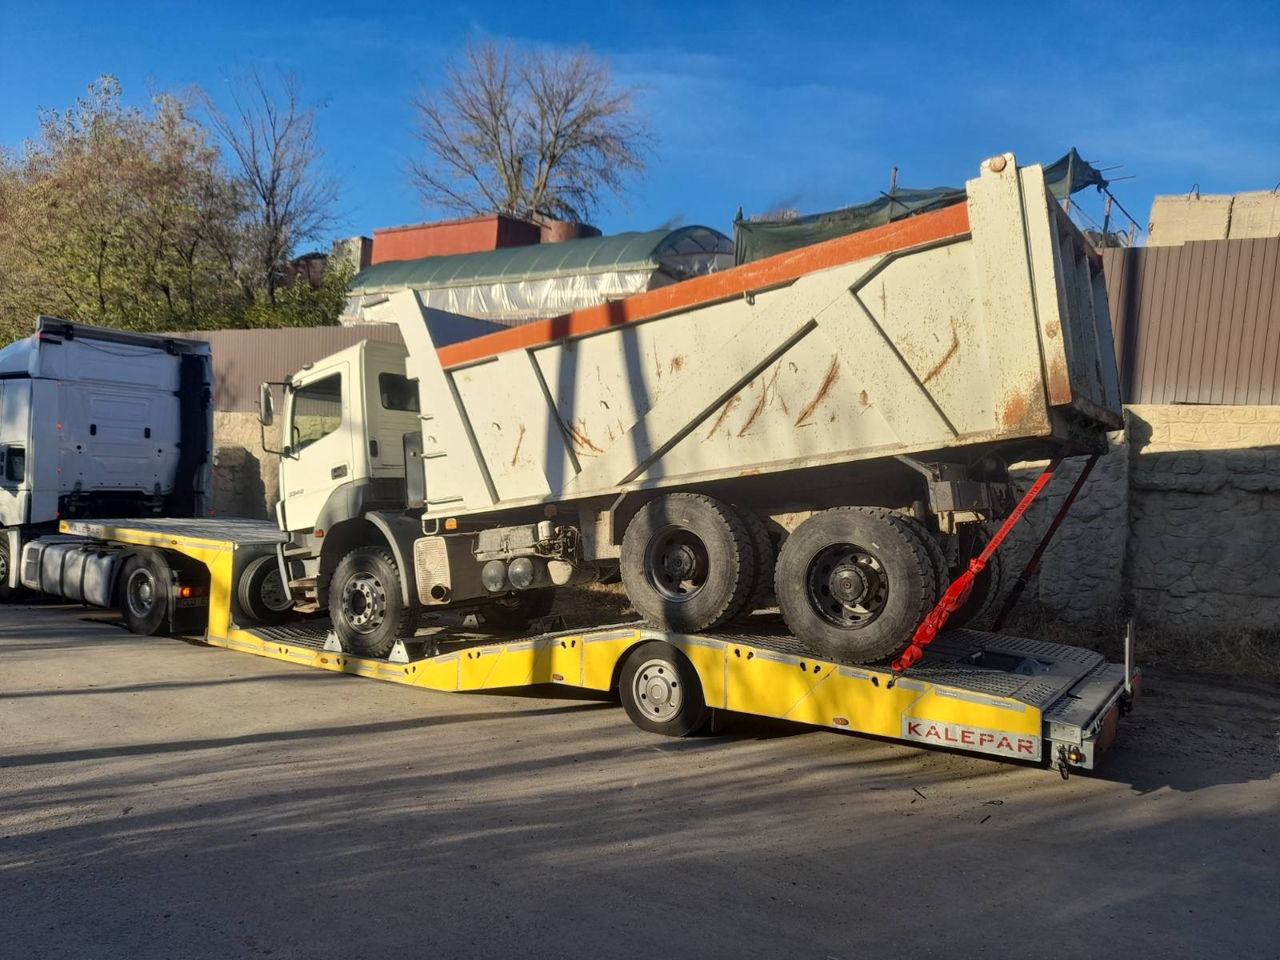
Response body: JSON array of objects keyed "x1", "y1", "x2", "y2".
[
  {"x1": 241, "y1": 261, "x2": 354, "y2": 328},
  {"x1": 0, "y1": 76, "x2": 343, "y2": 347}
]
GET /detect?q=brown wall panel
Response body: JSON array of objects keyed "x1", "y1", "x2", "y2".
[{"x1": 1103, "y1": 237, "x2": 1280, "y2": 404}]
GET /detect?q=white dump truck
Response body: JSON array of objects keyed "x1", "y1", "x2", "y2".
[
  {"x1": 0, "y1": 319, "x2": 214, "y2": 602},
  {"x1": 261, "y1": 154, "x2": 1122, "y2": 665}
]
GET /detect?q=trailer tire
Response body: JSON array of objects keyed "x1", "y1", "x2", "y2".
[
  {"x1": 618, "y1": 640, "x2": 710, "y2": 737},
  {"x1": 119, "y1": 551, "x2": 171, "y2": 636},
  {"x1": 237, "y1": 555, "x2": 295, "y2": 626},
  {"x1": 774, "y1": 508, "x2": 939, "y2": 664},
  {"x1": 479, "y1": 588, "x2": 556, "y2": 630},
  {"x1": 329, "y1": 547, "x2": 420, "y2": 659},
  {"x1": 621, "y1": 493, "x2": 755, "y2": 633}
]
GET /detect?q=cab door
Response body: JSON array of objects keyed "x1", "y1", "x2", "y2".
[
  {"x1": 0, "y1": 380, "x2": 31, "y2": 527},
  {"x1": 278, "y1": 363, "x2": 354, "y2": 534}
]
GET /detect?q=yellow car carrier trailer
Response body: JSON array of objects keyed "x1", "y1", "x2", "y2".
[{"x1": 31, "y1": 516, "x2": 1137, "y2": 778}]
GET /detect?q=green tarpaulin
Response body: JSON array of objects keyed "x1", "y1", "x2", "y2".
[{"x1": 733, "y1": 149, "x2": 1106, "y2": 265}]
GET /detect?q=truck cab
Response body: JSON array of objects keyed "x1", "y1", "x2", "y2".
[
  {"x1": 0, "y1": 319, "x2": 213, "y2": 598},
  {"x1": 273, "y1": 340, "x2": 424, "y2": 610}
]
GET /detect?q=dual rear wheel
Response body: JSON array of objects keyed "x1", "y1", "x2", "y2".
[{"x1": 620, "y1": 493, "x2": 1001, "y2": 664}]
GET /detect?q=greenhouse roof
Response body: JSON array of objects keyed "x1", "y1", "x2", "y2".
[{"x1": 351, "y1": 225, "x2": 731, "y2": 292}]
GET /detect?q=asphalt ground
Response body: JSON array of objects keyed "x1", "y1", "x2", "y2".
[{"x1": 1, "y1": 601, "x2": 1277, "y2": 960}]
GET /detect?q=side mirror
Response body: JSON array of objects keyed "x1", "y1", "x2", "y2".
[{"x1": 258, "y1": 382, "x2": 275, "y2": 426}]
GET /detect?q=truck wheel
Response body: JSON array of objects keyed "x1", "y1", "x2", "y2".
[
  {"x1": 329, "y1": 547, "x2": 420, "y2": 658},
  {"x1": 0, "y1": 537, "x2": 22, "y2": 602},
  {"x1": 774, "y1": 508, "x2": 940, "y2": 664},
  {"x1": 618, "y1": 640, "x2": 710, "y2": 737},
  {"x1": 237, "y1": 555, "x2": 295, "y2": 626},
  {"x1": 119, "y1": 551, "x2": 171, "y2": 636},
  {"x1": 621, "y1": 493, "x2": 755, "y2": 633},
  {"x1": 736, "y1": 507, "x2": 776, "y2": 618},
  {"x1": 948, "y1": 529, "x2": 1005, "y2": 627},
  {"x1": 479, "y1": 588, "x2": 556, "y2": 630}
]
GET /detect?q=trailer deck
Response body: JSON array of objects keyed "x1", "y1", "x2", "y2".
[{"x1": 57, "y1": 517, "x2": 1135, "y2": 775}]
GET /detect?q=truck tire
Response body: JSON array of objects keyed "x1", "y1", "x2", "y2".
[
  {"x1": 948, "y1": 530, "x2": 1005, "y2": 627},
  {"x1": 479, "y1": 588, "x2": 556, "y2": 630},
  {"x1": 329, "y1": 546, "x2": 420, "y2": 659},
  {"x1": 0, "y1": 536, "x2": 22, "y2": 602},
  {"x1": 621, "y1": 493, "x2": 755, "y2": 633},
  {"x1": 237, "y1": 555, "x2": 295, "y2": 626},
  {"x1": 774, "y1": 508, "x2": 940, "y2": 664},
  {"x1": 618, "y1": 640, "x2": 710, "y2": 737},
  {"x1": 736, "y1": 507, "x2": 776, "y2": 618},
  {"x1": 119, "y1": 551, "x2": 171, "y2": 636}
]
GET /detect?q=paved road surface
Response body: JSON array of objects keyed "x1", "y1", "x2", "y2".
[{"x1": 1, "y1": 602, "x2": 1276, "y2": 959}]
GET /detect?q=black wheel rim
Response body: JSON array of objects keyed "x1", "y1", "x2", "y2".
[
  {"x1": 805, "y1": 543, "x2": 889, "y2": 628},
  {"x1": 125, "y1": 568, "x2": 157, "y2": 619},
  {"x1": 643, "y1": 526, "x2": 709, "y2": 603}
]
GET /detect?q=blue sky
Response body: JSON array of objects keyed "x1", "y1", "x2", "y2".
[{"x1": 3, "y1": 0, "x2": 1278, "y2": 248}]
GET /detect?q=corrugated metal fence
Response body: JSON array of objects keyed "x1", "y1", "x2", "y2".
[
  {"x1": 1103, "y1": 238, "x2": 1280, "y2": 404},
  {"x1": 175, "y1": 325, "x2": 404, "y2": 412}
]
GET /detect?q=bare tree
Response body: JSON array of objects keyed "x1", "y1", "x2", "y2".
[
  {"x1": 204, "y1": 72, "x2": 337, "y2": 303},
  {"x1": 410, "y1": 42, "x2": 651, "y2": 224}
]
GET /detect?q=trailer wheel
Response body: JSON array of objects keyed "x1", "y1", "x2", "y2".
[
  {"x1": 119, "y1": 551, "x2": 171, "y2": 636},
  {"x1": 775, "y1": 508, "x2": 939, "y2": 664},
  {"x1": 479, "y1": 588, "x2": 556, "y2": 630},
  {"x1": 621, "y1": 493, "x2": 755, "y2": 633},
  {"x1": 618, "y1": 641, "x2": 710, "y2": 737},
  {"x1": 329, "y1": 547, "x2": 420, "y2": 658},
  {"x1": 237, "y1": 555, "x2": 295, "y2": 626}
]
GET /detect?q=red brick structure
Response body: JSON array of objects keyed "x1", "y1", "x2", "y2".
[{"x1": 371, "y1": 215, "x2": 542, "y2": 265}]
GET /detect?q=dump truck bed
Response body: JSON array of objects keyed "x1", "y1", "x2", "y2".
[{"x1": 377, "y1": 154, "x2": 1122, "y2": 520}]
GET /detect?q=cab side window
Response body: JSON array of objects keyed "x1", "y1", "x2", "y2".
[{"x1": 292, "y1": 374, "x2": 343, "y2": 450}]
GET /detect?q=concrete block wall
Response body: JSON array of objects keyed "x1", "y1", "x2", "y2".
[{"x1": 211, "y1": 412, "x2": 279, "y2": 521}]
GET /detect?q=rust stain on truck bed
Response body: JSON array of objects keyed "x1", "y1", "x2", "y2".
[
  {"x1": 922, "y1": 328, "x2": 961, "y2": 385},
  {"x1": 705, "y1": 395, "x2": 742, "y2": 439},
  {"x1": 510, "y1": 424, "x2": 527, "y2": 466},
  {"x1": 795, "y1": 357, "x2": 841, "y2": 426}
]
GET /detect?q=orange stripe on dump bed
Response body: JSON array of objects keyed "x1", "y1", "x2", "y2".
[{"x1": 435, "y1": 201, "x2": 971, "y2": 369}]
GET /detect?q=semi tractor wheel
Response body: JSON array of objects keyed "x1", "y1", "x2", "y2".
[
  {"x1": 329, "y1": 547, "x2": 420, "y2": 658},
  {"x1": 621, "y1": 493, "x2": 755, "y2": 633},
  {"x1": 237, "y1": 555, "x2": 295, "y2": 626},
  {"x1": 0, "y1": 537, "x2": 21, "y2": 602},
  {"x1": 119, "y1": 551, "x2": 171, "y2": 636},
  {"x1": 774, "y1": 508, "x2": 941, "y2": 664},
  {"x1": 618, "y1": 640, "x2": 710, "y2": 737},
  {"x1": 479, "y1": 588, "x2": 556, "y2": 630}
]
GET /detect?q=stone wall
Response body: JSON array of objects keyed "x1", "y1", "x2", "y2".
[
  {"x1": 1124, "y1": 404, "x2": 1280, "y2": 635},
  {"x1": 1008, "y1": 404, "x2": 1280, "y2": 638},
  {"x1": 211, "y1": 412, "x2": 279, "y2": 521}
]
